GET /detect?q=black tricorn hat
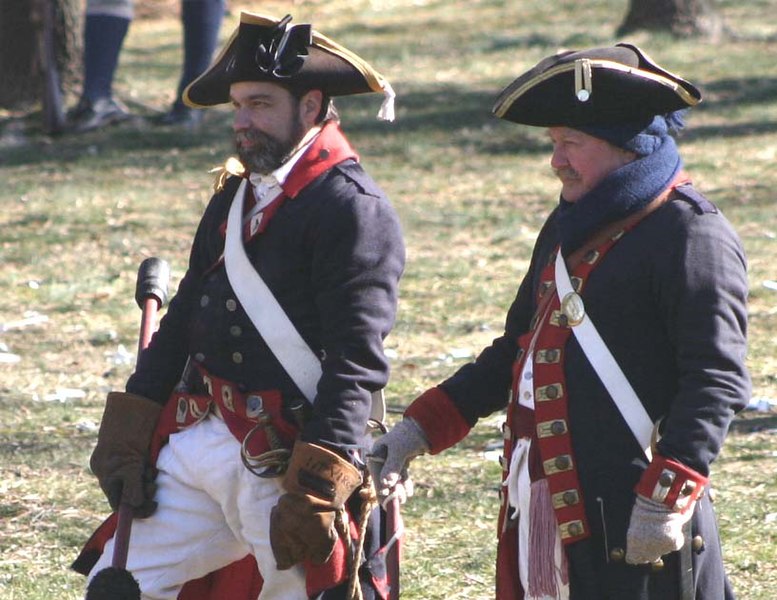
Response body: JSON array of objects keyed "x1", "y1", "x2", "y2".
[
  {"x1": 492, "y1": 43, "x2": 701, "y2": 127},
  {"x1": 184, "y1": 12, "x2": 394, "y2": 115}
]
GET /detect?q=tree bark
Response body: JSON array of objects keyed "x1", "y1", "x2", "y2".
[
  {"x1": 0, "y1": 0, "x2": 82, "y2": 110},
  {"x1": 617, "y1": 0, "x2": 725, "y2": 39}
]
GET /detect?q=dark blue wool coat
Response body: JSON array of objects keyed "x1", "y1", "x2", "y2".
[
  {"x1": 440, "y1": 186, "x2": 749, "y2": 599},
  {"x1": 127, "y1": 159, "x2": 405, "y2": 452}
]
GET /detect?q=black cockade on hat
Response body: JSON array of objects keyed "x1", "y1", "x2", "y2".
[{"x1": 252, "y1": 15, "x2": 311, "y2": 79}]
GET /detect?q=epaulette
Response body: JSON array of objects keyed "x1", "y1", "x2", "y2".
[
  {"x1": 209, "y1": 157, "x2": 246, "y2": 193},
  {"x1": 673, "y1": 183, "x2": 718, "y2": 215}
]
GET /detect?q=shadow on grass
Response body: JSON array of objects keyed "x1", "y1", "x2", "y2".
[
  {"x1": 698, "y1": 76, "x2": 777, "y2": 109},
  {"x1": 0, "y1": 83, "x2": 546, "y2": 170},
  {"x1": 683, "y1": 120, "x2": 777, "y2": 141},
  {"x1": 0, "y1": 112, "x2": 234, "y2": 169},
  {"x1": 315, "y1": 84, "x2": 549, "y2": 157},
  {"x1": 729, "y1": 413, "x2": 777, "y2": 434},
  {"x1": 3, "y1": 74, "x2": 777, "y2": 169},
  {"x1": 324, "y1": 8, "x2": 602, "y2": 64}
]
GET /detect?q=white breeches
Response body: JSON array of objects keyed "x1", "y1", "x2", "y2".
[{"x1": 86, "y1": 414, "x2": 307, "y2": 600}]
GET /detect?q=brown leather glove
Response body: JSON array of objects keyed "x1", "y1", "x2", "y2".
[
  {"x1": 270, "y1": 440, "x2": 362, "y2": 570},
  {"x1": 89, "y1": 391, "x2": 164, "y2": 518}
]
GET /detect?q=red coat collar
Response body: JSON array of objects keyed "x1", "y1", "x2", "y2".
[{"x1": 281, "y1": 120, "x2": 358, "y2": 199}]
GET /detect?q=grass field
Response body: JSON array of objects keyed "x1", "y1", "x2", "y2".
[{"x1": 1, "y1": 0, "x2": 776, "y2": 598}]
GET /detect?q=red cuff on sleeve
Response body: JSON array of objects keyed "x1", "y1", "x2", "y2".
[
  {"x1": 635, "y1": 453, "x2": 708, "y2": 513},
  {"x1": 405, "y1": 387, "x2": 471, "y2": 454}
]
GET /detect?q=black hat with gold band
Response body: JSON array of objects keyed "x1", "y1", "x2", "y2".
[
  {"x1": 183, "y1": 12, "x2": 395, "y2": 120},
  {"x1": 492, "y1": 43, "x2": 701, "y2": 127}
]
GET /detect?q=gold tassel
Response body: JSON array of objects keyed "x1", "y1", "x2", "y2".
[{"x1": 209, "y1": 156, "x2": 246, "y2": 192}]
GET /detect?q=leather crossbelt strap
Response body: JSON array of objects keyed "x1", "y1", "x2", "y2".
[
  {"x1": 224, "y1": 178, "x2": 386, "y2": 423},
  {"x1": 554, "y1": 250, "x2": 654, "y2": 460}
]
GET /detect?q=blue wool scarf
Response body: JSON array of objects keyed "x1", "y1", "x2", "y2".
[{"x1": 556, "y1": 132, "x2": 682, "y2": 254}]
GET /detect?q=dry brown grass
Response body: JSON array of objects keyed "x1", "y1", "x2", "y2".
[{"x1": 1, "y1": 0, "x2": 776, "y2": 597}]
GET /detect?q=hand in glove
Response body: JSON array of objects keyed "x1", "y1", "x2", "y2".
[
  {"x1": 626, "y1": 454, "x2": 707, "y2": 565},
  {"x1": 89, "y1": 392, "x2": 163, "y2": 518},
  {"x1": 270, "y1": 441, "x2": 362, "y2": 570},
  {"x1": 368, "y1": 417, "x2": 430, "y2": 507},
  {"x1": 625, "y1": 495, "x2": 691, "y2": 564}
]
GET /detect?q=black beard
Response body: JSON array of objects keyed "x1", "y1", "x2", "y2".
[{"x1": 236, "y1": 128, "x2": 295, "y2": 175}]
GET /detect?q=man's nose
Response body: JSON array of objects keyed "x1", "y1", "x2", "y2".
[
  {"x1": 233, "y1": 108, "x2": 250, "y2": 132},
  {"x1": 550, "y1": 146, "x2": 566, "y2": 170}
]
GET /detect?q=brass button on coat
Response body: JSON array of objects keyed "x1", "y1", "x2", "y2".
[
  {"x1": 537, "y1": 419, "x2": 567, "y2": 438},
  {"x1": 543, "y1": 454, "x2": 573, "y2": 475},
  {"x1": 552, "y1": 488, "x2": 579, "y2": 508},
  {"x1": 535, "y1": 348, "x2": 561, "y2": 364},
  {"x1": 610, "y1": 547, "x2": 625, "y2": 562},
  {"x1": 562, "y1": 490, "x2": 579, "y2": 505},
  {"x1": 551, "y1": 420, "x2": 566, "y2": 435},
  {"x1": 560, "y1": 520, "x2": 584, "y2": 538}
]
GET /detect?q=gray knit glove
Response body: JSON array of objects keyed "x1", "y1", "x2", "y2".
[
  {"x1": 625, "y1": 495, "x2": 692, "y2": 564},
  {"x1": 368, "y1": 418, "x2": 430, "y2": 507}
]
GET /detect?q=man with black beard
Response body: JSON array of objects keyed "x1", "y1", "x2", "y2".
[
  {"x1": 74, "y1": 12, "x2": 404, "y2": 600},
  {"x1": 233, "y1": 91, "x2": 310, "y2": 175}
]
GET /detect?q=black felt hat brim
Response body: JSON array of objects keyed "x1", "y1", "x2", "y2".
[
  {"x1": 493, "y1": 44, "x2": 701, "y2": 127},
  {"x1": 184, "y1": 12, "x2": 389, "y2": 107}
]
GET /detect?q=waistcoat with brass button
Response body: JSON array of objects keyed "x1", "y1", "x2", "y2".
[{"x1": 154, "y1": 121, "x2": 360, "y2": 465}]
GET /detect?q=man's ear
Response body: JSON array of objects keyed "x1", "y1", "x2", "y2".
[{"x1": 300, "y1": 89, "x2": 323, "y2": 126}]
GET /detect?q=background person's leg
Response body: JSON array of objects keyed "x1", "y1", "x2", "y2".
[
  {"x1": 68, "y1": 0, "x2": 134, "y2": 132},
  {"x1": 158, "y1": 0, "x2": 225, "y2": 126}
]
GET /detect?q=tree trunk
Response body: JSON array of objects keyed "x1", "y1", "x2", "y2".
[
  {"x1": 617, "y1": 0, "x2": 725, "y2": 39},
  {"x1": 0, "y1": 0, "x2": 82, "y2": 110}
]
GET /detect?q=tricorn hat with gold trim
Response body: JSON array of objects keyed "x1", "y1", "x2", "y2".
[
  {"x1": 184, "y1": 12, "x2": 395, "y2": 119},
  {"x1": 492, "y1": 43, "x2": 701, "y2": 127}
]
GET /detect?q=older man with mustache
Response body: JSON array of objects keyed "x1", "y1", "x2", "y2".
[{"x1": 372, "y1": 44, "x2": 749, "y2": 600}]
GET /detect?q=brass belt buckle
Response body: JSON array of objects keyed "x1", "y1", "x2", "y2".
[{"x1": 560, "y1": 291, "x2": 585, "y2": 327}]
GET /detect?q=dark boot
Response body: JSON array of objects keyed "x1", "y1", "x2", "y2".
[
  {"x1": 158, "y1": 0, "x2": 224, "y2": 126},
  {"x1": 68, "y1": 14, "x2": 132, "y2": 132}
]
